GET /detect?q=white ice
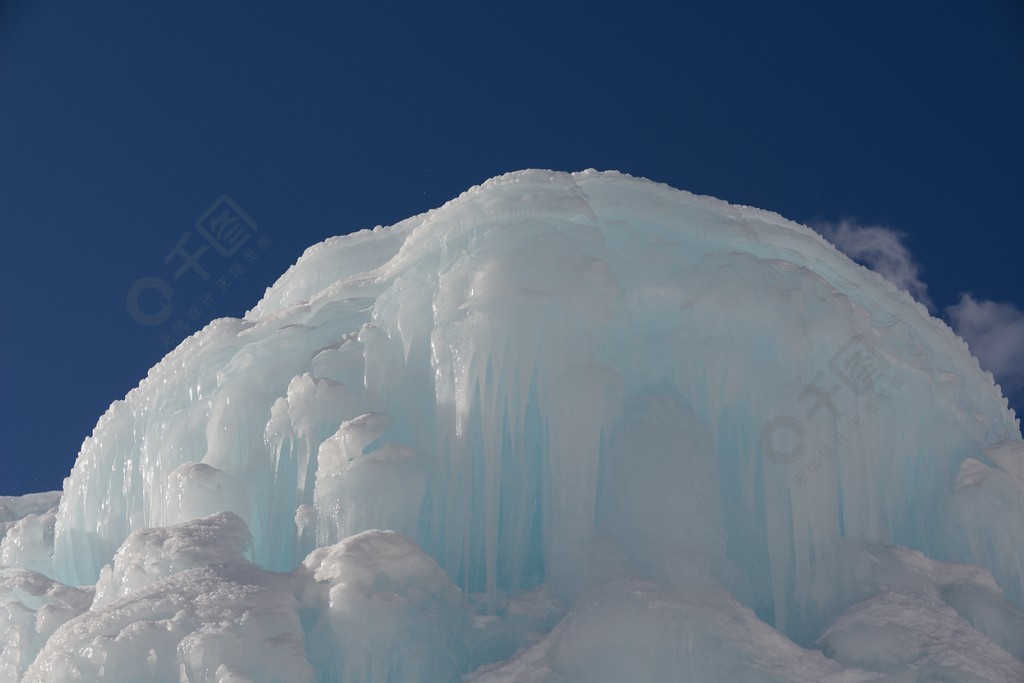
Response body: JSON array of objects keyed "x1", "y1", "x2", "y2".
[{"x1": 2, "y1": 170, "x2": 1022, "y2": 681}]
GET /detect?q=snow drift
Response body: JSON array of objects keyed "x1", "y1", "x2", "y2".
[{"x1": 2, "y1": 170, "x2": 1022, "y2": 681}]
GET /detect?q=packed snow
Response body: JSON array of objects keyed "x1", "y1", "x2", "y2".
[{"x1": 2, "y1": 170, "x2": 1022, "y2": 681}]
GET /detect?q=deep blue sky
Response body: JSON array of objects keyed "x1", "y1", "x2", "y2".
[{"x1": 1, "y1": 1, "x2": 1022, "y2": 494}]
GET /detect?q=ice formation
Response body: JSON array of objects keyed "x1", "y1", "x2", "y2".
[{"x1": 2, "y1": 170, "x2": 1023, "y2": 681}]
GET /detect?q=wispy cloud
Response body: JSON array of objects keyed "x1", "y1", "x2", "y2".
[
  {"x1": 814, "y1": 219, "x2": 1022, "y2": 406},
  {"x1": 814, "y1": 219, "x2": 933, "y2": 310},
  {"x1": 947, "y1": 294, "x2": 1024, "y2": 399}
]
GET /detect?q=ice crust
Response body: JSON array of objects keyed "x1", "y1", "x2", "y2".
[
  {"x1": 2, "y1": 170, "x2": 1022, "y2": 681},
  {"x1": 0, "y1": 493, "x2": 60, "y2": 577}
]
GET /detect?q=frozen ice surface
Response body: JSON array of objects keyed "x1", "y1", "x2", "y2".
[
  {"x1": 0, "y1": 494, "x2": 61, "y2": 526},
  {"x1": 0, "y1": 493, "x2": 60, "y2": 578},
  {"x1": 0, "y1": 568, "x2": 92, "y2": 681},
  {"x1": 297, "y1": 529, "x2": 468, "y2": 682},
  {"x1": 2, "y1": 170, "x2": 1023, "y2": 680},
  {"x1": 25, "y1": 514, "x2": 312, "y2": 683}
]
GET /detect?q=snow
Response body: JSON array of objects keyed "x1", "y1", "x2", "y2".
[
  {"x1": 298, "y1": 529, "x2": 469, "y2": 682},
  {"x1": 25, "y1": 516, "x2": 312, "y2": 683},
  {"x1": 2, "y1": 169, "x2": 1022, "y2": 681},
  {"x1": 0, "y1": 494, "x2": 60, "y2": 577},
  {"x1": 817, "y1": 590, "x2": 1023, "y2": 680}
]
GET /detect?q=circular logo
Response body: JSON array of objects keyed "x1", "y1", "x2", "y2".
[
  {"x1": 126, "y1": 276, "x2": 174, "y2": 326},
  {"x1": 760, "y1": 416, "x2": 805, "y2": 465}
]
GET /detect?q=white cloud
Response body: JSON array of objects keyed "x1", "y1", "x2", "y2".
[
  {"x1": 947, "y1": 294, "x2": 1024, "y2": 399},
  {"x1": 814, "y1": 219, "x2": 933, "y2": 310},
  {"x1": 814, "y1": 219, "x2": 1022, "y2": 404}
]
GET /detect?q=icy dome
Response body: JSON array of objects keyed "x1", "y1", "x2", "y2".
[{"x1": 3, "y1": 170, "x2": 1023, "y2": 682}]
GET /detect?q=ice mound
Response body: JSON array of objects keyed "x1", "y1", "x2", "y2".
[
  {"x1": 818, "y1": 590, "x2": 1023, "y2": 681},
  {"x1": 0, "y1": 494, "x2": 61, "y2": 529},
  {"x1": 2, "y1": 170, "x2": 1022, "y2": 680},
  {"x1": 24, "y1": 514, "x2": 312, "y2": 683},
  {"x1": 92, "y1": 511, "x2": 254, "y2": 608},
  {"x1": 469, "y1": 578, "x2": 873, "y2": 683},
  {"x1": 0, "y1": 568, "x2": 92, "y2": 681},
  {"x1": 298, "y1": 529, "x2": 468, "y2": 682},
  {"x1": 0, "y1": 493, "x2": 60, "y2": 577}
]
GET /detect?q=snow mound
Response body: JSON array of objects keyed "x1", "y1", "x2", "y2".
[
  {"x1": 298, "y1": 529, "x2": 468, "y2": 682},
  {"x1": 24, "y1": 514, "x2": 311, "y2": 683}
]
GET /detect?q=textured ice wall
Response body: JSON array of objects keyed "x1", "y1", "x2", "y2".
[
  {"x1": 7, "y1": 170, "x2": 1020, "y2": 680},
  {"x1": 58, "y1": 172, "x2": 1019, "y2": 592}
]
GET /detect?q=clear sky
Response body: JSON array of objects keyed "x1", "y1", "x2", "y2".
[{"x1": 1, "y1": 1, "x2": 1022, "y2": 495}]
